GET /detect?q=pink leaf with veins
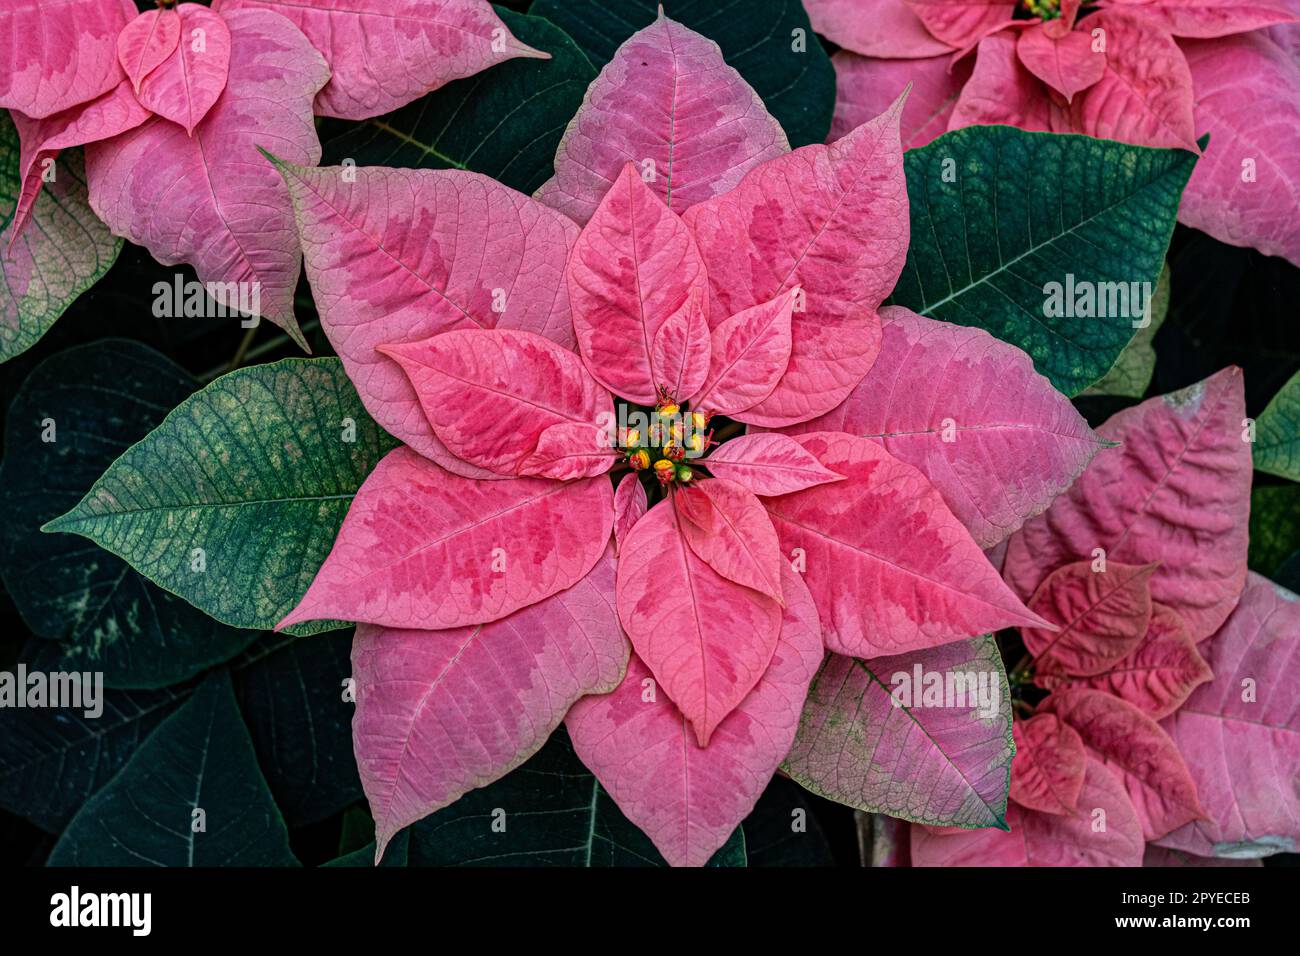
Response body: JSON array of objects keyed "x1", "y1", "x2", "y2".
[
  {"x1": 777, "y1": 306, "x2": 1104, "y2": 548},
  {"x1": 1097, "y1": 0, "x2": 1297, "y2": 38},
  {"x1": 9, "y1": 80, "x2": 151, "y2": 247},
  {"x1": 278, "y1": 446, "x2": 613, "y2": 631},
  {"x1": 1071, "y1": 12, "x2": 1199, "y2": 150},
  {"x1": 567, "y1": 163, "x2": 710, "y2": 405},
  {"x1": 1042, "y1": 687, "x2": 1205, "y2": 840},
  {"x1": 682, "y1": 92, "x2": 910, "y2": 426},
  {"x1": 535, "y1": 13, "x2": 788, "y2": 225},
  {"x1": 353, "y1": 546, "x2": 628, "y2": 861},
  {"x1": 763, "y1": 432, "x2": 1049, "y2": 658},
  {"x1": 86, "y1": 8, "x2": 328, "y2": 349},
  {"x1": 703, "y1": 433, "x2": 844, "y2": 497},
  {"x1": 616, "y1": 499, "x2": 782, "y2": 747},
  {"x1": 676, "y1": 479, "x2": 784, "y2": 604},
  {"x1": 905, "y1": 0, "x2": 1018, "y2": 49},
  {"x1": 212, "y1": 0, "x2": 547, "y2": 120},
  {"x1": 1010, "y1": 714, "x2": 1087, "y2": 815},
  {"x1": 568, "y1": 563, "x2": 821, "y2": 867},
  {"x1": 521, "y1": 422, "x2": 621, "y2": 482},
  {"x1": 275, "y1": 162, "x2": 578, "y2": 473},
  {"x1": 1041, "y1": 603, "x2": 1212, "y2": 720},
  {"x1": 831, "y1": 51, "x2": 972, "y2": 149},
  {"x1": 1016, "y1": 23, "x2": 1106, "y2": 102},
  {"x1": 117, "y1": 7, "x2": 181, "y2": 93},
  {"x1": 379, "y1": 329, "x2": 612, "y2": 479},
  {"x1": 912, "y1": 759, "x2": 1145, "y2": 865},
  {"x1": 1156, "y1": 573, "x2": 1300, "y2": 859},
  {"x1": 1177, "y1": 33, "x2": 1300, "y2": 266},
  {"x1": 1024, "y1": 560, "x2": 1157, "y2": 679},
  {"x1": 135, "y1": 4, "x2": 232, "y2": 136},
  {"x1": 690, "y1": 288, "x2": 796, "y2": 417},
  {"x1": 0, "y1": 0, "x2": 136, "y2": 119},
  {"x1": 1003, "y1": 368, "x2": 1251, "y2": 643},
  {"x1": 804, "y1": 0, "x2": 958, "y2": 57},
  {"x1": 783, "y1": 636, "x2": 1013, "y2": 826},
  {"x1": 949, "y1": 30, "x2": 1071, "y2": 132},
  {"x1": 612, "y1": 473, "x2": 647, "y2": 554}
]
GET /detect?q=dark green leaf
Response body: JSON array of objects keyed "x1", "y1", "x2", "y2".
[
  {"x1": 529, "y1": 0, "x2": 834, "y2": 147},
  {"x1": 1248, "y1": 484, "x2": 1300, "y2": 577},
  {"x1": 0, "y1": 683, "x2": 185, "y2": 831},
  {"x1": 742, "y1": 776, "x2": 835, "y2": 867},
  {"x1": 47, "y1": 671, "x2": 299, "y2": 866},
  {"x1": 233, "y1": 629, "x2": 362, "y2": 827},
  {"x1": 44, "y1": 358, "x2": 397, "y2": 633},
  {"x1": 1, "y1": 116, "x2": 121, "y2": 362},
  {"x1": 0, "y1": 340, "x2": 259, "y2": 688},
  {"x1": 1255, "y1": 368, "x2": 1300, "y2": 482},
  {"x1": 322, "y1": 7, "x2": 596, "y2": 195},
  {"x1": 889, "y1": 127, "x2": 1197, "y2": 396},
  {"x1": 406, "y1": 728, "x2": 746, "y2": 866}
]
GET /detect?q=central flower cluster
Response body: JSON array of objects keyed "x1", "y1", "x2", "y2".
[
  {"x1": 618, "y1": 388, "x2": 716, "y2": 486},
  {"x1": 1021, "y1": 0, "x2": 1061, "y2": 20}
]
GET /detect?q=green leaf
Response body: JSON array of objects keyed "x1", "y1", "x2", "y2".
[
  {"x1": 0, "y1": 115, "x2": 121, "y2": 362},
  {"x1": 0, "y1": 340, "x2": 259, "y2": 688},
  {"x1": 1248, "y1": 484, "x2": 1300, "y2": 577},
  {"x1": 43, "y1": 358, "x2": 397, "y2": 632},
  {"x1": 406, "y1": 728, "x2": 746, "y2": 866},
  {"x1": 783, "y1": 636, "x2": 1013, "y2": 828},
  {"x1": 0, "y1": 684, "x2": 185, "y2": 832},
  {"x1": 529, "y1": 0, "x2": 834, "y2": 148},
  {"x1": 888, "y1": 127, "x2": 1197, "y2": 396},
  {"x1": 1083, "y1": 263, "x2": 1171, "y2": 398},
  {"x1": 1254, "y1": 368, "x2": 1300, "y2": 482},
  {"x1": 233, "y1": 630, "x2": 362, "y2": 827},
  {"x1": 47, "y1": 671, "x2": 299, "y2": 866},
  {"x1": 742, "y1": 776, "x2": 836, "y2": 867},
  {"x1": 321, "y1": 7, "x2": 596, "y2": 195}
]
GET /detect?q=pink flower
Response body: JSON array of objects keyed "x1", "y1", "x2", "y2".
[
  {"x1": 812, "y1": 0, "x2": 1300, "y2": 264},
  {"x1": 275, "y1": 14, "x2": 1110, "y2": 866}
]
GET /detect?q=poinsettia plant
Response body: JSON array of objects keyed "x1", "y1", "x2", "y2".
[
  {"x1": 1, "y1": 0, "x2": 544, "y2": 355},
  {"x1": 808, "y1": 0, "x2": 1300, "y2": 265}
]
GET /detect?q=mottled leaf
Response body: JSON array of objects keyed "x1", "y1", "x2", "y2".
[
  {"x1": 763, "y1": 432, "x2": 1046, "y2": 658},
  {"x1": 275, "y1": 159, "x2": 577, "y2": 472},
  {"x1": 213, "y1": 0, "x2": 546, "y2": 120},
  {"x1": 1156, "y1": 574, "x2": 1300, "y2": 858},
  {"x1": 531, "y1": 0, "x2": 834, "y2": 148},
  {"x1": 780, "y1": 305, "x2": 1105, "y2": 547},
  {"x1": 1, "y1": 115, "x2": 121, "y2": 362},
  {"x1": 535, "y1": 12, "x2": 788, "y2": 225},
  {"x1": 783, "y1": 635, "x2": 1014, "y2": 827},
  {"x1": 1004, "y1": 368, "x2": 1251, "y2": 642},
  {"x1": 44, "y1": 359, "x2": 397, "y2": 633}
]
